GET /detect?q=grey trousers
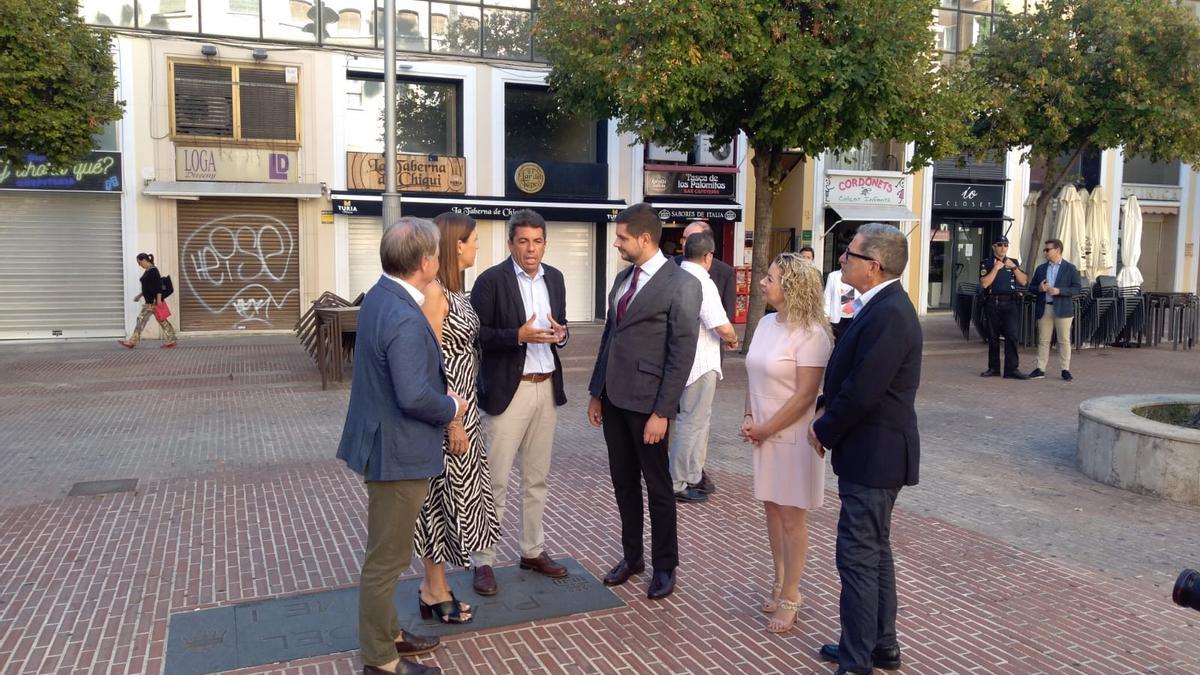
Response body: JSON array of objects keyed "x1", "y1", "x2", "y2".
[
  {"x1": 359, "y1": 478, "x2": 429, "y2": 667},
  {"x1": 668, "y1": 370, "x2": 718, "y2": 492},
  {"x1": 835, "y1": 478, "x2": 902, "y2": 674}
]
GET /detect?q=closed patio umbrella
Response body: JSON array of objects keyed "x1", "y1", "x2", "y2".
[
  {"x1": 1116, "y1": 196, "x2": 1144, "y2": 288},
  {"x1": 1019, "y1": 190, "x2": 1040, "y2": 272},
  {"x1": 1085, "y1": 187, "x2": 1114, "y2": 278},
  {"x1": 1052, "y1": 185, "x2": 1084, "y2": 267}
]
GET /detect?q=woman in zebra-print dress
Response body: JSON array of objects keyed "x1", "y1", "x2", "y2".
[{"x1": 413, "y1": 212, "x2": 501, "y2": 623}]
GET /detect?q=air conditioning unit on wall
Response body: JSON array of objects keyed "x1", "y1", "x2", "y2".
[
  {"x1": 646, "y1": 142, "x2": 689, "y2": 163},
  {"x1": 696, "y1": 133, "x2": 735, "y2": 166}
]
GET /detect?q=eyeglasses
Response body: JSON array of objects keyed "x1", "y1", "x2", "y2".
[
  {"x1": 1043, "y1": 248, "x2": 1055, "y2": 252},
  {"x1": 843, "y1": 248, "x2": 877, "y2": 264},
  {"x1": 995, "y1": 244, "x2": 1009, "y2": 248}
]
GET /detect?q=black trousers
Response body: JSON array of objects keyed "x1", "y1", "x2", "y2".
[
  {"x1": 836, "y1": 478, "x2": 901, "y2": 674},
  {"x1": 601, "y1": 397, "x2": 678, "y2": 571},
  {"x1": 984, "y1": 295, "x2": 1021, "y2": 373}
]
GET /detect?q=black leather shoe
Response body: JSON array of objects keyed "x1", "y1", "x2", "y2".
[
  {"x1": 818, "y1": 643, "x2": 902, "y2": 671},
  {"x1": 695, "y1": 470, "x2": 716, "y2": 494},
  {"x1": 674, "y1": 486, "x2": 708, "y2": 502},
  {"x1": 364, "y1": 659, "x2": 441, "y2": 674},
  {"x1": 647, "y1": 568, "x2": 675, "y2": 599},
  {"x1": 1029, "y1": 368, "x2": 1046, "y2": 379},
  {"x1": 1062, "y1": 369, "x2": 1073, "y2": 381},
  {"x1": 980, "y1": 368, "x2": 1001, "y2": 377},
  {"x1": 395, "y1": 630, "x2": 440, "y2": 656},
  {"x1": 602, "y1": 558, "x2": 644, "y2": 586},
  {"x1": 1003, "y1": 370, "x2": 1029, "y2": 380}
]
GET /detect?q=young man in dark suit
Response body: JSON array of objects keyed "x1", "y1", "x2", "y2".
[
  {"x1": 808, "y1": 223, "x2": 921, "y2": 675},
  {"x1": 469, "y1": 209, "x2": 571, "y2": 595},
  {"x1": 337, "y1": 217, "x2": 466, "y2": 675},
  {"x1": 588, "y1": 202, "x2": 701, "y2": 600},
  {"x1": 1027, "y1": 238, "x2": 1083, "y2": 381}
]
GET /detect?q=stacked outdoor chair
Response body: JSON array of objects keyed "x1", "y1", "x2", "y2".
[{"x1": 295, "y1": 291, "x2": 354, "y2": 360}]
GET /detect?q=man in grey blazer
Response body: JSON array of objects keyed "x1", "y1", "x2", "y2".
[
  {"x1": 337, "y1": 217, "x2": 465, "y2": 675},
  {"x1": 588, "y1": 202, "x2": 702, "y2": 600}
]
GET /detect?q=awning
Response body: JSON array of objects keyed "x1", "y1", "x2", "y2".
[
  {"x1": 145, "y1": 181, "x2": 324, "y2": 199},
  {"x1": 647, "y1": 200, "x2": 742, "y2": 223},
  {"x1": 828, "y1": 203, "x2": 920, "y2": 224},
  {"x1": 330, "y1": 192, "x2": 627, "y2": 222}
]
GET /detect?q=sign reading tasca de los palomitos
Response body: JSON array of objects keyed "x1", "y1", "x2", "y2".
[
  {"x1": 824, "y1": 171, "x2": 908, "y2": 206},
  {"x1": 176, "y1": 147, "x2": 297, "y2": 183},
  {"x1": 346, "y1": 152, "x2": 466, "y2": 193},
  {"x1": 0, "y1": 151, "x2": 122, "y2": 192}
]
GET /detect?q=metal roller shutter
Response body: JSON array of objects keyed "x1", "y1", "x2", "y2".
[
  {"x1": 0, "y1": 192, "x2": 124, "y2": 340},
  {"x1": 348, "y1": 217, "x2": 384, "y2": 300},
  {"x1": 541, "y1": 222, "x2": 595, "y2": 322},
  {"x1": 176, "y1": 198, "x2": 300, "y2": 331}
]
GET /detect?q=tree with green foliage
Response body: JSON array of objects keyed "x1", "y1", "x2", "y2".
[
  {"x1": 0, "y1": 0, "x2": 124, "y2": 166},
  {"x1": 955, "y1": 0, "x2": 1200, "y2": 258},
  {"x1": 537, "y1": 0, "x2": 970, "y2": 346}
]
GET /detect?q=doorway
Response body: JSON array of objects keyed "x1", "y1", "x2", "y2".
[{"x1": 928, "y1": 218, "x2": 997, "y2": 309}]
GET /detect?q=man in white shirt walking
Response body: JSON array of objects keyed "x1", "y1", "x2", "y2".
[{"x1": 670, "y1": 231, "x2": 739, "y2": 503}]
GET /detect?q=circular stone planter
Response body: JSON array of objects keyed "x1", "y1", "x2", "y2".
[{"x1": 1078, "y1": 395, "x2": 1200, "y2": 506}]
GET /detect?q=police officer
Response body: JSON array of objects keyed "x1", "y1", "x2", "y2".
[{"x1": 980, "y1": 236, "x2": 1029, "y2": 379}]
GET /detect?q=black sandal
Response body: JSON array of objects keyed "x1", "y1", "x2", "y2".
[{"x1": 417, "y1": 590, "x2": 473, "y2": 624}]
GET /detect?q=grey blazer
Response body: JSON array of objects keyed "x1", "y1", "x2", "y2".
[
  {"x1": 588, "y1": 260, "x2": 702, "y2": 418},
  {"x1": 336, "y1": 276, "x2": 457, "y2": 482}
]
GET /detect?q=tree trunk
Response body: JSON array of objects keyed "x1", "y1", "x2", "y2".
[
  {"x1": 742, "y1": 146, "x2": 784, "y2": 353},
  {"x1": 1027, "y1": 145, "x2": 1087, "y2": 268}
]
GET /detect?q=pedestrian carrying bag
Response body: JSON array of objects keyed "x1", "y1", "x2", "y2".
[
  {"x1": 160, "y1": 274, "x2": 174, "y2": 299},
  {"x1": 154, "y1": 303, "x2": 171, "y2": 322}
]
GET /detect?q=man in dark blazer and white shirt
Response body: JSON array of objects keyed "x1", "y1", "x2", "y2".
[
  {"x1": 588, "y1": 202, "x2": 701, "y2": 600},
  {"x1": 469, "y1": 209, "x2": 571, "y2": 595},
  {"x1": 337, "y1": 218, "x2": 465, "y2": 675},
  {"x1": 1026, "y1": 238, "x2": 1082, "y2": 381},
  {"x1": 808, "y1": 223, "x2": 921, "y2": 675}
]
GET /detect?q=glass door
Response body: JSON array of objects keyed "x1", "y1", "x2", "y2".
[{"x1": 951, "y1": 222, "x2": 987, "y2": 298}]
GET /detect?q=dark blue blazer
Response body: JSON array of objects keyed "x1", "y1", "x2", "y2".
[
  {"x1": 471, "y1": 258, "x2": 568, "y2": 417},
  {"x1": 813, "y1": 281, "x2": 921, "y2": 489},
  {"x1": 336, "y1": 276, "x2": 457, "y2": 481},
  {"x1": 1028, "y1": 259, "x2": 1082, "y2": 319}
]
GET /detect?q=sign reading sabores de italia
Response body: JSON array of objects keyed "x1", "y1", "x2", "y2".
[
  {"x1": 824, "y1": 170, "x2": 907, "y2": 206},
  {"x1": 0, "y1": 151, "x2": 122, "y2": 191},
  {"x1": 346, "y1": 152, "x2": 466, "y2": 193}
]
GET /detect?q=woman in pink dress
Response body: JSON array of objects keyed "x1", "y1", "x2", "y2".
[{"x1": 741, "y1": 252, "x2": 833, "y2": 633}]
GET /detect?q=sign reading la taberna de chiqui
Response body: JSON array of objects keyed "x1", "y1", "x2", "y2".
[
  {"x1": 346, "y1": 151, "x2": 466, "y2": 193},
  {"x1": 0, "y1": 151, "x2": 122, "y2": 191}
]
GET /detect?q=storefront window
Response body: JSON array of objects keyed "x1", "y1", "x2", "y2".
[
  {"x1": 1123, "y1": 155, "x2": 1182, "y2": 186},
  {"x1": 935, "y1": 0, "x2": 1026, "y2": 62},
  {"x1": 326, "y1": 0, "x2": 375, "y2": 46},
  {"x1": 139, "y1": 0, "x2": 199, "y2": 32},
  {"x1": 505, "y1": 85, "x2": 597, "y2": 163},
  {"x1": 79, "y1": 0, "x2": 136, "y2": 27},
  {"x1": 823, "y1": 140, "x2": 905, "y2": 172},
  {"x1": 93, "y1": 120, "x2": 120, "y2": 152},
  {"x1": 199, "y1": 0, "x2": 260, "y2": 37},
  {"x1": 396, "y1": 1, "x2": 431, "y2": 52},
  {"x1": 483, "y1": 8, "x2": 532, "y2": 59},
  {"x1": 348, "y1": 76, "x2": 460, "y2": 156},
  {"x1": 433, "y1": 3, "x2": 482, "y2": 55}
]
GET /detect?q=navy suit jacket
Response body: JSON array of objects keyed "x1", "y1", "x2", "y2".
[
  {"x1": 813, "y1": 281, "x2": 922, "y2": 489},
  {"x1": 336, "y1": 276, "x2": 457, "y2": 481},
  {"x1": 1028, "y1": 259, "x2": 1082, "y2": 319},
  {"x1": 471, "y1": 258, "x2": 569, "y2": 416}
]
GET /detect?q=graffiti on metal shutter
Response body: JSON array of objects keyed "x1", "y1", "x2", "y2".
[{"x1": 181, "y1": 213, "x2": 298, "y2": 329}]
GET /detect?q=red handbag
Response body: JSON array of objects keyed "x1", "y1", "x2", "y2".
[{"x1": 153, "y1": 303, "x2": 171, "y2": 322}]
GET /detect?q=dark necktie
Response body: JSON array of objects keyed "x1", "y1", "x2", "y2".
[{"x1": 615, "y1": 266, "x2": 642, "y2": 323}]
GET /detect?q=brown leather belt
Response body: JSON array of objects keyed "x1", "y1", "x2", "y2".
[{"x1": 520, "y1": 372, "x2": 554, "y2": 383}]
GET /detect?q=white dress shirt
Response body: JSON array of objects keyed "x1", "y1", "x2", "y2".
[
  {"x1": 853, "y1": 277, "x2": 900, "y2": 315},
  {"x1": 384, "y1": 273, "x2": 425, "y2": 306},
  {"x1": 513, "y1": 258, "x2": 556, "y2": 375},
  {"x1": 617, "y1": 250, "x2": 669, "y2": 304},
  {"x1": 681, "y1": 260, "x2": 729, "y2": 385}
]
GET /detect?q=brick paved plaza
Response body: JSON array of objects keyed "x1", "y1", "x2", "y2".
[{"x1": 2, "y1": 315, "x2": 1200, "y2": 674}]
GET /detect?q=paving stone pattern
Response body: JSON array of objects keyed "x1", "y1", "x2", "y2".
[{"x1": 1, "y1": 317, "x2": 1199, "y2": 674}]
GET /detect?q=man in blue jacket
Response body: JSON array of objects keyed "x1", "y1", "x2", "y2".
[
  {"x1": 337, "y1": 217, "x2": 465, "y2": 675},
  {"x1": 1027, "y1": 238, "x2": 1082, "y2": 381}
]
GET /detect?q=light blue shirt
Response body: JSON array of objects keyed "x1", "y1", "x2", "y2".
[
  {"x1": 513, "y1": 258, "x2": 556, "y2": 375},
  {"x1": 1046, "y1": 261, "x2": 1061, "y2": 303},
  {"x1": 852, "y1": 278, "x2": 901, "y2": 316}
]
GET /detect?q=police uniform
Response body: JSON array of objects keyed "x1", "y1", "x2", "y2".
[{"x1": 980, "y1": 238, "x2": 1025, "y2": 378}]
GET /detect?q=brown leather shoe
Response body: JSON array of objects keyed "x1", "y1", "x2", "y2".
[
  {"x1": 519, "y1": 551, "x2": 568, "y2": 578},
  {"x1": 395, "y1": 629, "x2": 440, "y2": 656},
  {"x1": 473, "y1": 564, "x2": 497, "y2": 596}
]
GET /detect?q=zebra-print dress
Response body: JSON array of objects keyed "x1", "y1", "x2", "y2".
[{"x1": 413, "y1": 284, "x2": 501, "y2": 567}]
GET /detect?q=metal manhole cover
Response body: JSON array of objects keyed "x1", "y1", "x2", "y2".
[{"x1": 68, "y1": 479, "x2": 138, "y2": 497}]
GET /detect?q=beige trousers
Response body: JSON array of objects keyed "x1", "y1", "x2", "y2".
[
  {"x1": 1036, "y1": 311, "x2": 1073, "y2": 371},
  {"x1": 474, "y1": 378, "x2": 557, "y2": 567}
]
